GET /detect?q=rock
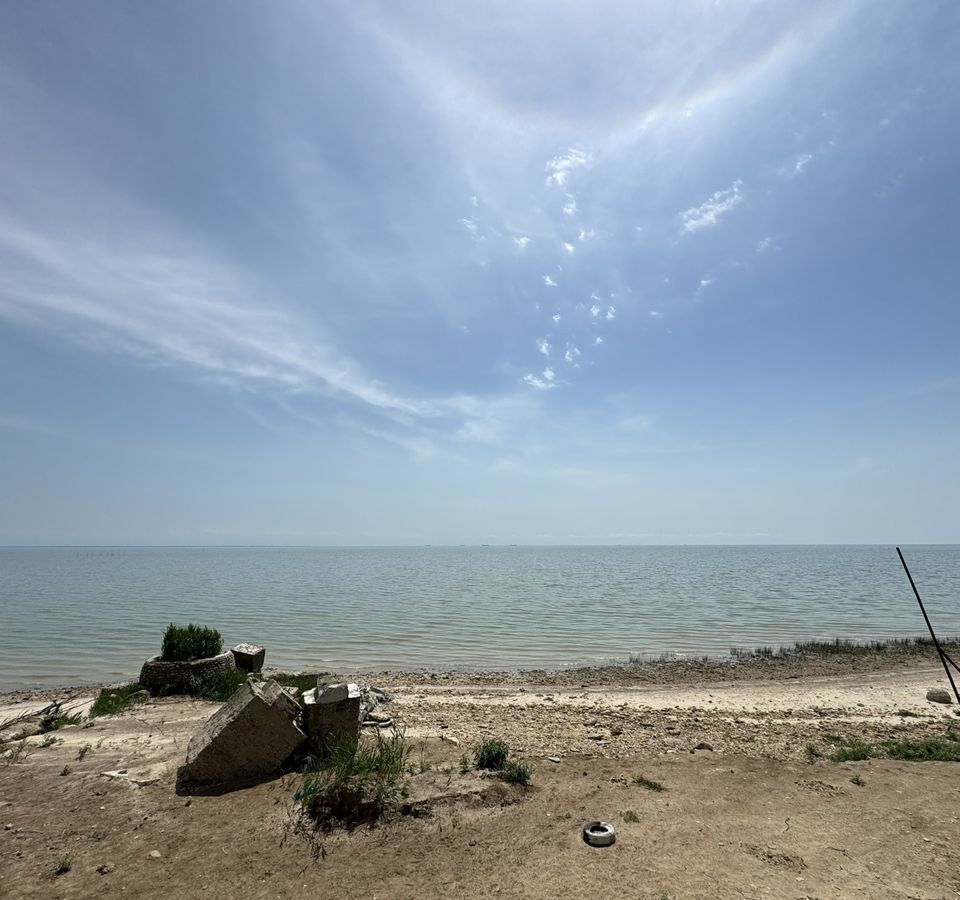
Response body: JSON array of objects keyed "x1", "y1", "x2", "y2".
[
  {"x1": 693, "y1": 742, "x2": 714, "y2": 752},
  {"x1": 96, "y1": 863, "x2": 114, "y2": 875},
  {"x1": 583, "y1": 718, "x2": 598, "y2": 727},
  {"x1": 548, "y1": 756, "x2": 561, "y2": 763},
  {"x1": 231, "y1": 643, "x2": 266, "y2": 673},
  {"x1": 149, "y1": 850, "x2": 162, "y2": 860},
  {"x1": 302, "y1": 682, "x2": 361, "y2": 748},
  {"x1": 926, "y1": 689, "x2": 953, "y2": 705},
  {"x1": 181, "y1": 679, "x2": 305, "y2": 786},
  {"x1": 587, "y1": 733, "x2": 604, "y2": 741},
  {"x1": 365, "y1": 710, "x2": 393, "y2": 724},
  {"x1": 439, "y1": 733, "x2": 460, "y2": 746}
]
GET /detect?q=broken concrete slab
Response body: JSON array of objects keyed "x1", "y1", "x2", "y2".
[
  {"x1": 231, "y1": 643, "x2": 266, "y2": 673},
  {"x1": 181, "y1": 678, "x2": 305, "y2": 787},
  {"x1": 302, "y1": 682, "x2": 361, "y2": 747}
]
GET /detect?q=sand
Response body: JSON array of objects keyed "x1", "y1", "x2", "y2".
[{"x1": 2, "y1": 647, "x2": 960, "y2": 899}]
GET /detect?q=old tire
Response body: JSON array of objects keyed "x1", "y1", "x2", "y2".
[
  {"x1": 582, "y1": 821, "x2": 616, "y2": 847},
  {"x1": 139, "y1": 650, "x2": 236, "y2": 696}
]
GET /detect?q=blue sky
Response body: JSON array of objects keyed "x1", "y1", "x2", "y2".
[{"x1": 1, "y1": 1, "x2": 958, "y2": 545}]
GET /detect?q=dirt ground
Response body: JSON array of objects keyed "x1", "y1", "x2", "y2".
[{"x1": 2, "y1": 650, "x2": 960, "y2": 899}]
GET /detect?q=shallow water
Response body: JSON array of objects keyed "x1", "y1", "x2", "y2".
[{"x1": 1, "y1": 544, "x2": 957, "y2": 691}]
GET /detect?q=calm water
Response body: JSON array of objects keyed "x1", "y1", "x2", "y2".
[{"x1": 1, "y1": 545, "x2": 958, "y2": 691}]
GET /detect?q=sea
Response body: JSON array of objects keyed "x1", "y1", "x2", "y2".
[{"x1": 1, "y1": 544, "x2": 958, "y2": 692}]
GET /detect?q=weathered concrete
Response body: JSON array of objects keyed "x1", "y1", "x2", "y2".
[
  {"x1": 231, "y1": 643, "x2": 266, "y2": 673},
  {"x1": 182, "y1": 679, "x2": 305, "y2": 786},
  {"x1": 139, "y1": 651, "x2": 236, "y2": 695},
  {"x1": 302, "y1": 682, "x2": 361, "y2": 747}
]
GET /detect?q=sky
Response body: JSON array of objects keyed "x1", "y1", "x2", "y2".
[{"x1": 1, "y1": 0, "x2": 958, "y2": 546}]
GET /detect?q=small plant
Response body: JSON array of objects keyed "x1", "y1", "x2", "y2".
[
  {"x1": 621, "y1": 809, "x2": 640, "y2": 822},
  {"x1": 896, "y1": 710, "x2": 921, "y2": 718},
  {"x1": 60, "y1": 765, "x2": 72, "y2": 776},
  {"x1": 160, "y1": 623, "x2": 222, "y2": 662},
  {"x1": 459, "y1": 754, "x2": 471, "y2": 774},
  {"x1": 43, "y1": 712, "x2": 83, "y2": 732},
  {"x1": 52, "y1": 853, "x2": 72, "y2": 876},
  {"x1": 633, "y1": 775, "x2": 664, "y2": 792},
  {"x1": 2, "y1": 739, "x2": 29, "y2": 765},
  {"x1": 500, "y1": 760, "x2": 533, "y2": 786},
  {"x1": 299, "y1": 727, "x2": 412, "y2": 829},
  {"x1": 880, "y1": 736, "x2": 960, "y2": 762},
  {"x1": 804, "y1": 744, "x2": 823, "y2": 763},
  {"x1": 40, "y1": 735, "x2": 59, "y2": 749},
  {"x1": 185, "y1": 667, "x2": 249, "y2": 702},
  {"x1": 91, "y1": 830, "x2": 106, "y2": 841},
  {"x1": 473, "y1": 738, "x2": 509, "y2": 771},
  {"x1": 829, "y1": 739, "x2": 872, "y2": 763},
  {"x1": 90, "y1": 683, "x2": 148, "y2": 718},
  {"x1": 850, "y1": 774, "x2": 865, "y2": 786},
  {"x1": 418, "y1": 759, "x2": 431, "y2": 774},
  {"x1": 76, "y1": 744, "x2": 91, "y2": 761}
]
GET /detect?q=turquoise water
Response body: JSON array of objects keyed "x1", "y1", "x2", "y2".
[{"x1": 1, "y1": 545, "x2": 958, "y2": 691}]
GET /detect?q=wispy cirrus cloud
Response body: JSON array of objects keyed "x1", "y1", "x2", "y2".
[{"x1": 680, "y1": 180, "x2": 743, "y2": 233}]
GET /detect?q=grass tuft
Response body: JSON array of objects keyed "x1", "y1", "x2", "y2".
[
  {"x1": 633, "y1": 774, "x2": 665, "y2": 792},
  {"x1": 621, "y1": 809, "x2": 640, "y2": 822},
  {"x1": 500, "y1": 759, "x2": 533, "y2": 786},
  {"x1": 42, "y1": 712, "x2": 83, "y2": 733},
  {"x1": 473, "y1": 738, "x2": 510, "y2": 771},
  {"x1": 160, "y1": 623, "x2": 222, "y2": 662},
  {"x1": 52, "y1": 853, "x2": 72, "y2": 876},
  {"x1": 76, "y1": 744, "x2": 91, "y2": 761},
  {"x1": 299, "y1": 727, "x2": 412, "y2": 829},
  {"x1": 90, "y1": 683, "x2": 148, "y2": 717}
]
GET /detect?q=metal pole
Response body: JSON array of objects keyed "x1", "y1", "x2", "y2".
[{"x1": 896, "y1": 546, "x2": 960, "y2": 704}]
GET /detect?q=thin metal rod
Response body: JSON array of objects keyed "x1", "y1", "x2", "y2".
[{"x1": 897, "y1": 546, "x2": 960, "y2": 704}]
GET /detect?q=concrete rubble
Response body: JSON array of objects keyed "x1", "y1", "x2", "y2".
[
  {"x1": 181, "y1": 678, "x2": 306, "y2": 786},
  {"x1": 303, "y1": 682, "x2": 362, "y2": 747},
  {"x1": 231, "y1": 643, "x2": 266, "y2": 673}
]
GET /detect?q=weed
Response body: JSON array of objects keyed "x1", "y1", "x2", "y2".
[
  {"x1": 40, "y1": 735, "x2": 59, "y2": 749},
  {"x1": 880, "y1": 736, "x2": 960, "y2": 762},
  {"x1": 60, "y1": 765, "x2": 72, "y2": 776},
  {"x1": 2, "y1": 739, "x2": 29, "y2": 765},
  {"x1": 76, "y1": 744, "x2": 91, "y2": 761},
  {"x1": 43, "y1": 713, "x2": 83, "y2": 732},
  {"x1": 896, "y1": 710, "x2": 921, "y2": 718},
  {"x1": 633, "y1": 775, "x2": 665, "y2": 792},
  {"x1": 473, "y1": 738, "x2": 509, "y2": 771},
  {"x1": 90, "y1": 683, "x2": 148, "y2": 718},
  {"x1": 299, "y1": 727, "x2": 412, "y2": 829},
  {"x1": 829, "y1": 739, "x2": 872, "y2": 763},
  {"x1": 160, "y1": 623, "x2": 222, "y2": 662},
  {"x1": 804, "y1": 744, "x2": 823, "y2": 764},
  {"x1": 459, "y1": 754, "x2": 471, "y2": 774},
  {"x1": 621, "y1": 809, "x2": 640, "y2": 823},
  {"x1": 185, "y1": 667, "x2": 249, "y2": 702},
  {"x1": 500, "y1": 760, "x2": 533, "y2": 786},
  {"x1": 822, "y1": 734, "x2": 844, "y2": 746},
  {"x1": 91, "y1": 830, "x2": 105, "y2": 841},
  {"x1": 52, "y1": 853, "x2": 72, "y2": 876},
  {"x1": 850, "y1": 774, "x2": 865, "y2": 786}
]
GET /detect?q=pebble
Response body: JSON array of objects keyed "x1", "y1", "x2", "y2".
[
  {"x1": 149, "y1": 850, "x2": 162, "y2": 860},
  {"x1": 583, "y1": 718, "x2": 597, "y2": 727},
  {"x1": 693, "y1": 742, "x2": 714, "y2": 752},
  {"x1": 3, "y1": 824, "x2": 12, "y2": 831},
  {"x1": 548, "y1": 756, "x2": 561, "y2": 763},
  {"x1": 96, "y1": 863, "x2": 114, "y2": 875}
]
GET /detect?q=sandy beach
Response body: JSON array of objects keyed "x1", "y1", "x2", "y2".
[{"x1": 2, "y1": 644, "x2": 960, "y2": 899}]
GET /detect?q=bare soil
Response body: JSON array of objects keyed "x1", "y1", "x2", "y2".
[{"x1": 2, "y1": 648, "x2": 960, "y2": 899}]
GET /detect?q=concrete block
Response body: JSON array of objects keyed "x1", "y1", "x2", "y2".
[
  {"x1": 182, "y1": 679, "x2": 305, "y2": 786},
  {"x1": 231, "y1": 643, "x2": 266, "y2": 673},
  {"x1": 302, "y1": 682, "x2": 361, "y2": 747}
]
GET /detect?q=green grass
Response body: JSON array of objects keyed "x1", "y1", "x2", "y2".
[
  {"x1": 633, "y1": 775, "x2": 665, "y2": 792},
  {"x1": 621, "y1": 809, "x2": 640, "y2": 823},
  {"x1": 59, "y1": 765, "x2": 72, "y2": 776},
  {"x1": 829, "y1": 738, "x2": 873, "y2": 762},
  {"x1": 90, "y1": 683, "x2": 148, "y2": 717},
  {"x1": 499, "y1": 759, "x2": 533, "y2": 786},
  {"x1": 731, "y1": 636, "x2": 960, "y2": 661},
  {"x1": 42, "y1": 712, "x2": 83, "y2": 732},
  {"x1": 850, "y1": 774, "x2": 865, "y2": 786},
  {"x1": 473, "y1": 738, "x2": 509, "y2": 771},
  {"x1": 822, "y1": 733, "x2": 960, "y2": 763},
  {"x1": 52, "y1": 853, "x2": 72, "y2": 876},
  {"x1": 299, "y1": 727, "x2": 412, "y2": 828},
  {"x1": 160, "y1": 623, "x2": 222, "y2": 662},
  {"x1": 76, "y1": 744, "x2": 91, "y2": 761},
  {"x1": 185, "y1": 667, "x2": 249, "y2": 702},
  {"x1": 804, "y1": 744, "x2": 824, "y2": 763},
  {"x1": 459, "y1": 754, "x2": 471, "y2": 774}
]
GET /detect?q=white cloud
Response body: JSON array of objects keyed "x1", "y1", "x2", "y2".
[
  {"x1": 537, "y1": 337, "x2": 551, "y2": 357},
  {"x1": 590, "y1": 304, "x2": 601, "y2": 317},
  {"x1": 543, "y1": 275, "x2": 557, "y2": 287},
  {"x1": 649, "y1": 310, "x2": 662, "y2": 318},
  {"x1": 522, "y1": 373, "x2": 553, "y2": 390},
  {"x1": 564, "y1": 345, "x2": 580, "y2": 362},
  {"x1": 605, "y1": 306, "x2": 616, "y2": 320},
  {"x1": 680, "y1": 180, "x2": 743, "y2": 233},
  {"x1": 594, "y1": 336, "x2": 603, "y2": 345},
  {"x1": 458, "y1": 217, "x2": 478, "y2": 234},
  {"x1": 543, "y1": 366, "x2": 555, "y2": 382},
  {"x1": 562, "y1": 196, "x2": 577, "y2": 217},
  {"x1": 578, "y1": 228, "x2": 594, "y2": 242},
  {"x1": 552, "y1": 314, "x2": 561, "y2": 323},
  {"x1": 470, "y1": 195, "x2": 479, "y2": 207},
  {"x1": 794, "y1": 153, "x2": 813, "y2": 175},
  {"x1": 545, "y1": 147, "x2": 590, "y2": 187},
  {"x1": 562, "y1": 242, "x2": 575, "y2": 255},
  {"x1": 755, "y1": 236, "x2": 773, "y2": 253},
  {"x1": 513, "y1": 236, "x2": 531, "y2": 249}
]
